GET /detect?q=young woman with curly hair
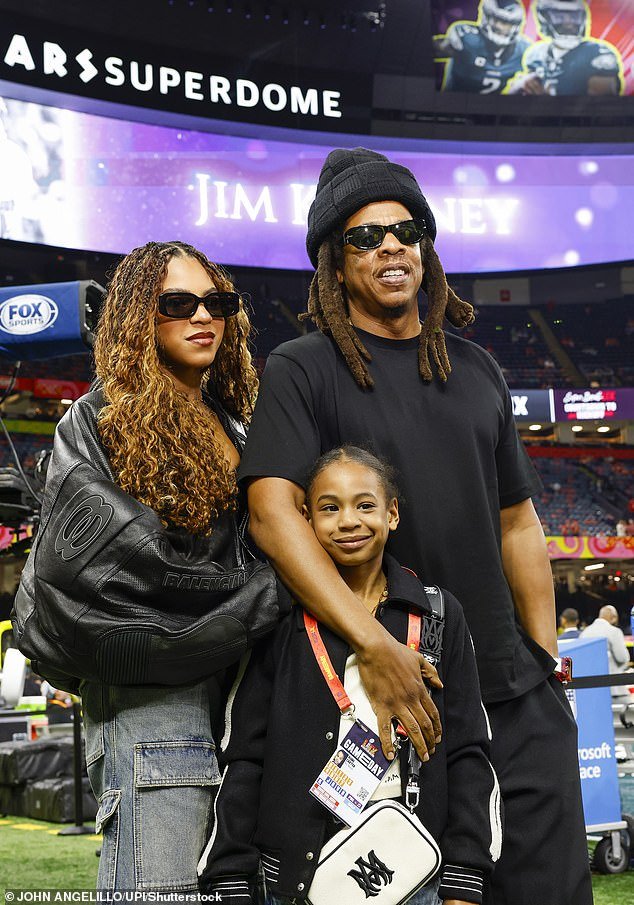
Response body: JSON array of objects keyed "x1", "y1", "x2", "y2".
[
  {"x1": 62, "y1": 241, "x2": 279, "y2": 892},
  {"x1": 93, "y1": 240, "x2": 257, "y2": 534}
]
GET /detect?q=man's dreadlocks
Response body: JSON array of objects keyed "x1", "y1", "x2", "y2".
[{"x1": 300, "y1": 232, "x2": 475, "y2": 389}]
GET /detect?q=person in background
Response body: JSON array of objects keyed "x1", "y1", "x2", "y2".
[
  {"x1": 558, "y1": 608, "x2": 580, "y2": 640},
  {"x1": 239, "y1": 147, "x2": 592, "y2": 905},
  {"x1": 581, "y1": 605, "x2": 632, "y2": 699},
  {"x1": 45, "y1": 686, "x2": 74, "y2": 725},
  {"x1": 434, "y1": 0, "x2": 530, "y2": 94},
  {"x1": 507, "y1": 0, "x2": 623, "y2": 96}
]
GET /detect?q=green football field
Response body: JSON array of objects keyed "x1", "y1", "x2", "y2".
[{"x1": 0, "y1": 815, "x2": 633, "y2": 903}]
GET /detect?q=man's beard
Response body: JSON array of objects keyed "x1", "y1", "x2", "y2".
[{"x1": 383, "y1": 303, "x2": 409, "y2": 319}]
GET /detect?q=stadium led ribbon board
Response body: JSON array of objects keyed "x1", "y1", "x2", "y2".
[
  {"x1": 0, "y1": 13, "x2": 368, "y2": 132},
  {"x1": 511, "y1": 388, "x2": 634, "y2": 423},
  {"x1": 0, "y1": 93, "x2": 632, "y2": 272}
]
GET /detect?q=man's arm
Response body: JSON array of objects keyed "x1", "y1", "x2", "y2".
[
  {"x1": 433, "y1": 33, "x2": 456, "y2": 58},
  {"x1": 587, "y1": 74, "x2": 619, "y2": 95},
  {"x1": 247, "y1": 477, "x2": 442, "y2": 762},
  {"x1": 500, "y1": 497, "x2": 558, "y2": 659},
  {"x1": 434, "y1": 22, "x2": 469, "y2": 58},
  {"x1": 609, "y1": 628, "x2": 630, "y2": 671}
]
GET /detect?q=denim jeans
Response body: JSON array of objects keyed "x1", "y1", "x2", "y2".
[
  {"x1": 264, "y1": 876, "x2": 441, "y2": 905},
  {"x1": 81, "y1": 679, "x2": 220, "y2": 892}
]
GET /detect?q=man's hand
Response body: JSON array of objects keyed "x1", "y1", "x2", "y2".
[
  {"x1": 357, "y1": 633, "x2": 442, "y2": 762},
  {"x1": 248, "y1": 476, "x2": 443, "y2": 763},
  {"x1": 433, "y1": 27, "x2": 462, "y2": 57},
  {"x1": 507, "y1": 73, "x2": 548, "y2": 95}
]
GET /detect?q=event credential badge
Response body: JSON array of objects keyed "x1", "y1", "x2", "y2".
[{"x1": 310, "y1": 719, "x2": 391, "y2": 826}]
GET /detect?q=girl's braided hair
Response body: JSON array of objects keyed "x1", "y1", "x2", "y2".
[{"x1": 299, "y1": 232, "x2": 475, "y2": 389}]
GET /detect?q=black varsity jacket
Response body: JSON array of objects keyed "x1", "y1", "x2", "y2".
[{"x1": 197, "y1": 555, "x2": 502, "y2": 904}]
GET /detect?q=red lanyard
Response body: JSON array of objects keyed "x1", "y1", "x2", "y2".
[
  {"x1": 406, "y1": 612, "x2": 422, "y2": 651},
  {"x1": 303, "y1": 609, "x2": 422, "y2": 715}
]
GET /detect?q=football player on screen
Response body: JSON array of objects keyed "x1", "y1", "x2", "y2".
[
  {"x1": 506, "y1": 0, "x2": 623, "y2": 95},
  {"x1": 434, "y1": 0, "x2": 531, "y2": 94}
]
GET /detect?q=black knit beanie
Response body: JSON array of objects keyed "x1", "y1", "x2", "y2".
[{"x1": 306, "y1": 147, "x2": 437, "y2": 267}]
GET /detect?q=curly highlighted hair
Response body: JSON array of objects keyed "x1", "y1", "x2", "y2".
[
  {"x1": 300, "y1": 232, "x2": 475, "y2": 388},
  {"x1": 93, "y1": 240, "x2": 257, "y2": 535}
]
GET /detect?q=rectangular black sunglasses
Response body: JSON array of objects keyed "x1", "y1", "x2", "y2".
[
  {"x1": 342, "y1": 218, "x2": 427, "y2": 251},
  {"x1": 157, "y1": 290, "x2": 240, "y2": 319}
]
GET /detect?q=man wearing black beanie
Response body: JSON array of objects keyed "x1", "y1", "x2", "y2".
[{"x1": 238, "y1": 147, "x2": 592, "y2": 905}]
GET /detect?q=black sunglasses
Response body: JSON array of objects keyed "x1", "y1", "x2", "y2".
[
  {"x1": 342, "y1": 218, "x2": 427, "y2": 251},
  {"x1": 157, "y1": 290, "x2": 240, "y2": 319}
]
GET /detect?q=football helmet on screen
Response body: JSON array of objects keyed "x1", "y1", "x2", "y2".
[
  {"x1": 481, "y1": 0, "x2": 525, "y2": 47},
  {"x1": 535, "y1": 0, "x2": 588, "y2": 50}
]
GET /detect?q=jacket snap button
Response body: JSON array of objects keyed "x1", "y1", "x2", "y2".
[
  {"x1": 297, "y1": 883, "x2": 305, "y2": 891},
  {"x1": 325, "y1": 731, "x2": 334, "y2": 740},
  {"x1": 306, "y1": 852, "x2": 314, "y2": 861}
]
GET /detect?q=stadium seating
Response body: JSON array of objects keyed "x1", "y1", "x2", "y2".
[
  {"x1": 245, "y1": 296, "x2": 633, "y2": 390},
  {"x1": 0, "y1": 435, "x2": 52, "y2": 472},
  {"x1": 533, "y1": 456, "x2": 625, "y2": 536},
  {"x1": 0, "y1": 300, "x2": 631, "y2": 540},
  {"x1": 1, "y1": 298, "x2": 632, "y2": 391},
  {"x1": 448, "y1": 305, "x2": 569, "y2": 389},
  {"x1": 542, "y1": 297, "x2": 634, "y2": 387},
  {"x1": 16, "y1": 354, "x2": 94, "y2": 383}
]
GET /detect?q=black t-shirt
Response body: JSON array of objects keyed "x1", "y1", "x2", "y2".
[{"x1": 239, "y1": 328, "x2": 552, "y2": 702}]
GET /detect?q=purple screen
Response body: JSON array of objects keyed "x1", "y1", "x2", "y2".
[{"x1": 1, "y1": 96, "x2": 632, "y2": 272}]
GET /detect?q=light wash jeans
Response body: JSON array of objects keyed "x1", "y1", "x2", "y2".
[
  {"x1": 264, "y1": 876, "x2": 441, "y2": 905},
  {"x1": 81, "y1": 679, "x2": 220, "y2": 892}
]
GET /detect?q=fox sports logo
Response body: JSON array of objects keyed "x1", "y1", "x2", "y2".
[{"x1": 0, "y1": 294, "x2": 59, "y2": 335}]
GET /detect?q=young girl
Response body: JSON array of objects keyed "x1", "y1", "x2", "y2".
[{"x1": 198, "y1": 446, "x2": 500, "y2": 905}]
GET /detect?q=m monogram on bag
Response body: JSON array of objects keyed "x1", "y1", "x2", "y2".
[
  {"x1": 420, "y1": 611, "x2": 444, "y2": 666},
  {"x1": 394, "y1": 585, "x2": 444, "y2": 666},
  {"x1": 347, "y1": 850, "x2": 394, "y2": 898}
]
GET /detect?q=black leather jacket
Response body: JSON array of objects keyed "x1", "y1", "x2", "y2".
[{"x1": 12, "y1": 389, "x2": 284, "y2": 693}]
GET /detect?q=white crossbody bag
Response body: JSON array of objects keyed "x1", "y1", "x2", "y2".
[
  {"x1": 303, "y1": 587, "x2": 446, "y2": 905},
  {"x1": 306, "y1": 799, "x2": 441, "y2": 905}
]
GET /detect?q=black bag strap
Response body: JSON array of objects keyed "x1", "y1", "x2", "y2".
[
  {"x1": 419, "y1": 585, "x2": 445, "y2": 666},
  {"x1": 405, "y1": 584, "x2": 445, "y2": 811}
]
